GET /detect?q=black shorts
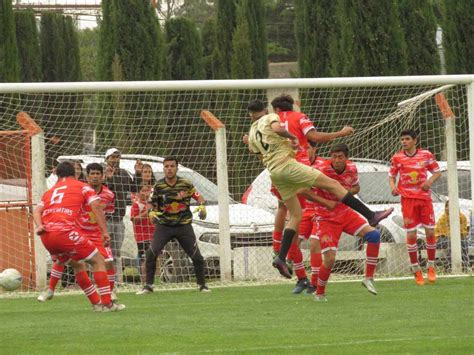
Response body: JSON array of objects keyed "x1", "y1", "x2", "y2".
[{"x1": 137, "y1": 241, "x2": 151, "y2": 259}]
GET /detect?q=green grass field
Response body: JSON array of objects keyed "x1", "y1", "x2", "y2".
[{"x1": 1, "y1": 277, "x2": 473, "y2": 354}]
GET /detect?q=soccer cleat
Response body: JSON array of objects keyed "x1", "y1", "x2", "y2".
[
  {"x1": 414, "y1": 270, "x2": 425, "y2": 286},
  {"x1": 102, "y1": 302, "x2": 126, "y2": 312},
  {"x1": 368, "y1": 207, "x2": 394, "y2": 227},
  {"x1": 306, "y1": 285, "x2": 316, "y2": 295},
  {"x1": 37, "y1": 289, "x2": 54, "y2": 302},
  {"x1": 136, "y1": 285, "x2": 154, "y2": 295},
  {"x1": 292, "y1": 277, "x2": 309, "y2": 294},
  {"x1": 427, "y1": 266, "x2": 436, "y2": 283},
  {"x1": 314, "y1": 294, "x2": 327, "y2": 302},
  {"x1": 199, "y1": 285, "x2": 211, "y2": 292},
  {"x1": 111, "y1": 289, "x2": 118, "y2": 301},
  {"x1": 92, "y1": 304, "x2": 103, "y2": 312},
  {"x1": 362, "y1": 278, "x2": 377, "y2": 295},
  {"x1": 272, "y1": 256, "x2": 293, "y2": 279}
]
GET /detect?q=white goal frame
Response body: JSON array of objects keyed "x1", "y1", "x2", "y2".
[{"x1": 0, "y1": 74, "x2": 473, "y2": 285}]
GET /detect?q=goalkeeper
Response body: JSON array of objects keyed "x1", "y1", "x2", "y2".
[{"x1": 136, "y1": 156, "x2": 210, "y2": 294}]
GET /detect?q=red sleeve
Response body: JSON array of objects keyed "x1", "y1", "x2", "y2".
[
  {"x1": 82, "y1": 185, "x2": 100, "y2": 205},
  {"x1": 299, "y1": 115, "x2": 315, "y2": 135},
  {"x1": 389, "y1": 156, "x2": 399, "y2": 177},
  {"x1": 426, "y1": 152, "x2": 440, "y2": 173}
]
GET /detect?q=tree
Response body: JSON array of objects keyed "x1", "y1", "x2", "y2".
[
  {"x1": 246, "y1": 0, "x2": 268, "y2": 78},
  {"x1": 78, "y1": 28, "x2": 98, "y2": 81},
  {"x1": 14, "y1": 10, "x2": 42, "y2": 82},
  {"x1": 175, "y1": 0, "x2": 216, "y2": 30},
  {"x1": 40, "y1": 12, "x2": 65, "y2": 82},
  {"x1": 202, "y1": 18, "x2": 220, "y2": 79},
  {"x1": 336, "y1": 0, "x2": 408, "y2": 77},
  {"x1": 63, "y1": 16, "x2": 82, "y2": 81},
  {"x1": 231, "y1": 2, "x2": 253, "y2": 79},
  {"x1": 265, "y1": 0, "x2": 296, "y2": 62},
  {"x1": 295, "y1": 0, "x2": 338, "y2": 78},
  {"x1": 0, "y1": 0, "x2": 20, "y2": 82},
  {"x1": 165, "y1": 17, "x2": 204, "y2": 80},
  {"x1": 399, "y1": 0, "x2": 440, "y2": 75},
  {"x1": 442, "y1": 0, "x2": 474, "y2": 74},
  {"x1": 215, "y1": 0, "x2": 237, "y2": 78}
]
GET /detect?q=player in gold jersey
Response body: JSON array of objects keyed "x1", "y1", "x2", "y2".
[{"x1": 247, "y1": 100, "x2": 393, "y2": 278}]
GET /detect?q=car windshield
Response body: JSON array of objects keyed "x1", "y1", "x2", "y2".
[
  {"x1": 432, "y1": 170, "x2": 471, "y2": 200},
  {"x1": 154, "y1": 171, "x2": 235, "y2": 205},
  {"x1": 358, "y1": 171, "x2": 443, "y2": 204}
]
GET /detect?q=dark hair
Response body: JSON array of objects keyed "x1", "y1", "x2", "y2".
[
  {"x1": 401, "y1": 129, "x2": 417, "y2": 139},
  {"x1": 163, "y1": 156, "x2": 178, "y2": 165},
  {"x1": 86, "y1": 162, "x2": 104, "y2": 174},
  {"x1": 56, "y1": 161, "x2": 75, "y2": 178},
  {"x1": 247, "y1": 99, "x2": 266, "y2": 113},
  {"x1": 271, "y1": 95, "x2": 294, "y2": 111},
  {"x1": 330, "y1": 143, "x2": 349, "y2": 157}
]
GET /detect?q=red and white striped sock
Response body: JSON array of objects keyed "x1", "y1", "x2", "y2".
[
  {"x1": 107, "y1": 268, "x2": 116, "y2": 293},
  {"x1": 406, "y1": 238, "x2": 419, "y2": 266},
  {"x1": 316, "y1": 264, "x2": 331, "y2": 296},
  {"x1": 93, "y1": 271, "x2": 112, "y2": 306},
  {"x1": 310, "y1": 252, "x2": 322, "y2": 287},
  {"x1": 272, "y1": 231, "x2": 282, "y2": 254},
  {"x1": 75, "y1": 270, "x2": 100, "y2": 305},
  {"x1": 49, "y1": 263, "x2": 64, "y2": 291},
  {"x1": 289, "y1": 243, "x2": 306, "y2": 279},
  {"x1": 426, "y1": 236, "x2": 436, "y2": 265},
  {"x1": 365, "y1": 242, "x2": 380, "y2": 278}
]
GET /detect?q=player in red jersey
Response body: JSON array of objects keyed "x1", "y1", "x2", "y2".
[
  {"x1": 389, "y1": 129, "x2": 441, "y2": 285},
  {"x1": 300, "y1": 144, "x2": 382, "y2": 300},
  {"x1": 269, "y1": 95, "x2": 355, "y2": 291},
  {"x1": 33, "y1": 161, "x2": 123, "y2": 311}
]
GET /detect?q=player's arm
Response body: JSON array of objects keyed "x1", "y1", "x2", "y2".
[
  {"x1": 421, "y1": 171, "x2": 441, "y2": 191},
  {"x1": 90, "y1": 200, "x2": 110, "y2": 244},
  {"x1": 306, "y1": 126, "x2": 354, "y2": 144},
  {"x1": 33, "y1": 204, "x2": 45, "y2": 235},
  {"x1": 297, "y1": 189, "x2": 337, "y2": 210},
  {"x1": 388, "y1": 157, "x2": 399, "y2": 196},
  {"x1": 271, "y1": 121, "x2": 299, "y2": 148}
]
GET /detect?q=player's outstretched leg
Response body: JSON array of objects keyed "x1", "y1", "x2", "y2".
[{"x1": 37, "y1": 262, "x2": 65, "y2": 302}]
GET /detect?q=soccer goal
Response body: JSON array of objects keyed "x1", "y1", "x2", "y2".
[{"x1": 0, "y1": 75, "x2": 473, "y2": 292}]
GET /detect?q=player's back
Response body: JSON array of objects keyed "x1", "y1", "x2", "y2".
[
  {"x1": 278, "y1": 111, "x2": 313, "y2": 165},
  {"x1": 248, "y1": 113, "x2": 295, "y2": 171},
  {"x1": 41, "y1": 177, "x2": 99, "y2": 232}
]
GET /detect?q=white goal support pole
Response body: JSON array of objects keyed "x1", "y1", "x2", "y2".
[
  {"x1": 435, "y1": 94, "x2": 462, "y2": 273},
  {"x1": 200, "y1": 111, "x2": 232, "y2": 282},
  {"x1": 468, "y1": 82, "x2": 474, "y2": 246}
]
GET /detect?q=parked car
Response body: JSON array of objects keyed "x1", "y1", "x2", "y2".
[
  {"x1": 53, "y1": 154, "x2": 276, "y2": 282},
  {"x1": 243, "y1": 158, "x2": 472, "y2": 251}
]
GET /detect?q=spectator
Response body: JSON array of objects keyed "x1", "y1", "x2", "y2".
[
  {"x1": 103, "y1": 148, "x2": 140, "y2": 274},
  {"x1": 73, "y1": 160, "x2": 86, "y2": 182},
  {"x1": 131, "y1": 163, "x2": 156, "y2": 203},
  {"x1": 131, "y1": 185, "x2": 156, "y2": 284},
  {"x1": 435, "y1": 200, "x2": 470, "y2": 271}
]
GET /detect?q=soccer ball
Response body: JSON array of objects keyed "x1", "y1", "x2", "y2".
[{"x1": 0, "y1": 268, "x2": 22, "y2": 291}]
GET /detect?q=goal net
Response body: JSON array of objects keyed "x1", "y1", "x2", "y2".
[{"x1": 0, "y1": 76, "x2": 472, "y2": 293}]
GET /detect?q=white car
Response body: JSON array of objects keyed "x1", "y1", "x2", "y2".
[
  {"x1": 53, "y1": 154, "x2": 276, "y2": 282},
  {"x1": 243, "y1": 159, "x2": 472, "y2": 251}
]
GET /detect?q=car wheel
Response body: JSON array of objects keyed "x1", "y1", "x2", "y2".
[{"x1": 160, "y1": 241, "x2": 194, "y2": 283}]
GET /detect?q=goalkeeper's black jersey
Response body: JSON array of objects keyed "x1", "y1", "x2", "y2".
[{"x1": 151, "y1": 177, "x2": 196, "y2": 225}]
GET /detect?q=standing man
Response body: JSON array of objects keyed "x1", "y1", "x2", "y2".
[
  {"x1": 247, "y1": 99, "x2": 392, "y2": 278},
  {"x1": 137, "y1": 157, "x2": 209, "y2": 294},
  {"x1": 33, "y1": 161, "x2": 123, "y2": 311},
  {"x1": 389, "y1": 129, "x2": 441, "y2": 285},
  {"x1": 103, "y1": 148, "x2": 140, "y2": 281},
  {"x1": 301, "y1": 144, "x2": 382, "y2": 300}
]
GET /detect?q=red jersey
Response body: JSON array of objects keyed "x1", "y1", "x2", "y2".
[
  {"x1": 39, "y1": 177, "x2": 99, "y2": 232},
  {"x1": 313, "y1": 158, "x2": 359, "y2": 220},
  {"x1": 131, "y1": 200, "x2": 154, "y2": 243},
  {"x1": 76, "y1": 185, "x2": 115, "y2": 233},
  {"x1": 389, "y1": 149, "x2": 439, "y2": 200},
  {"x1": 278, "y1": 111, "x2": 315, "y2": 166}
]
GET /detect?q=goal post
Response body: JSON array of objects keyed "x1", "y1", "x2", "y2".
[{"x1": 0, "y1": 74, "x2": 473, "y2": 292}]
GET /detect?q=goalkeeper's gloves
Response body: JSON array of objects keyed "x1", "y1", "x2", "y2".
[
  {"x1": 148, "y1": 210, "x2": 163, "y2": 224},
  {"x1": 193, "y1": 203, "x2": 207, "y2": 220}
]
